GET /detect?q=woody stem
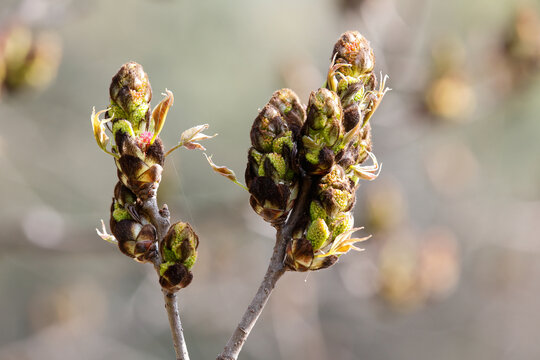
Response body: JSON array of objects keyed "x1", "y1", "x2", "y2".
[
  {"x1": 216, "y1": 176, "x2": 312, "y2": 360},
  {"x1": 141, "y1": 196, "x2": 190, "y2": 360}
]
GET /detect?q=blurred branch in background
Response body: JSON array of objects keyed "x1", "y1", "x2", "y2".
[{"x1": 0, "y1": 0, "x2": 64, "y2": 100}]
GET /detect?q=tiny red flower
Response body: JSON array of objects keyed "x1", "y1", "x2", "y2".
[{"x1": 137, "y1": 131, "x2": 154, "y2": 149}]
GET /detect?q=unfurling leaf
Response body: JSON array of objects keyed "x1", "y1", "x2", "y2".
[
  {"x1": 350, "y1": 151, "x2": 381, "y2": 181},
  {"x1": 183, "y1": 142, "x2": 206, "y2": 151},
  {"x1": 180, "y1": 124, "x2": 217, "y2": 151},
  {"x1": 165, "y1": 124, "x2": 217, "y2": 156},
  {"x1": 316, "y1": 227, "x2": 370, "y2": 258},
  {"x1": 91, "y1": 107, "x2": 118, "y2": 158},
  {"x1": 362, "y1": 73, "x2": 390, "y2": 125},
  {"x1": 151, "y1": 90, "x2": 174, "y2": 144},
  {"x1": 204, "y1": 154, "x2": 248, "y2": 191}
]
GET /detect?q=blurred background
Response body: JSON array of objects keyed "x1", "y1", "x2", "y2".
[{"x1": 1, "y1": 0, "x2": 539, "y2": 359}]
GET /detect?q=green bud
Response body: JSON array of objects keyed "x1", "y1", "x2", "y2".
[
  {"x1": 329, "y1": 212, "x2": 354, "y2": 238},
  {"x1": 264, "y1": 153, "x2": 287, "y2": 179},
  {"x1": 309, "y1": 200, "x2": 327, "y2": 222},
  {"x1": 286, "y1": 165, "x2": 358, "y2": 271},
  {"x1": 109, "y1": 62, "x2": 152, "y2": 133},
  {"x1": 158, "y1": 222, "x2": 199, "y2": 292},
  {"x1": 300, "y1": 88, "x2": 344, "y2": 175},
  {"x1": 272, "y1": 131, "x2": 294, "y2": 153},
  {"x1": 112, "y1": 203, "x2": 131, "y2": 222},
  {"x1": 286, "y1": 31, "x2": 385, "y2": 272},
  {"x1": 306, "y1": 218, "x2": 330, "y2": 250},
  {"x1": 317, "y1": 165, "x2": 355, "y2": 217},
  {"x1": 161, "y1": 222, "x2": 199, "y2": 270}
]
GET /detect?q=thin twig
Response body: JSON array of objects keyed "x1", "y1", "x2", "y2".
[
  {"x1": 140, "y1": 196, "x2": 190, "y2": 360},
  {"x1": 163, "y1": 290, "x2": 190, "y2": 360},
  {"x1": 216, "y1": 230, "x2": 286, "y2": 360},
  {"x1": 217, "y1": 176, "x2": 312, "y2": 360},
  {"x1": 140, "y1": 197, "x2": 170, "y2": 241}
]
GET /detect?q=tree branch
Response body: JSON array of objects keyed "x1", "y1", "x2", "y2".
[
  {"x1": 217, "y1": 176, "x2": 312, "y2": 360},
  {"x1": 163, "y1": 290, "x2": 190, "y2": 360},
  {"x1": 140, "y1": 197, "x2": 170, "y2": 241},
  {"x1": 140, "y1": 196, "x2": 191, "y2": 360}
]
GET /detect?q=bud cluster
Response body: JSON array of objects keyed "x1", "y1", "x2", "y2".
[
  {"x1": 245, "y1": 89, "x2": 305, "y2": 225},
  {"x1": 286, "y1": 164, "x2": 359, "y2": 270},
  {"x1": 107, "y1": 62, "x2": 170, "y2": 200},
  {"x1": 245, "y1": 31, "x2": 387, "y2": 271},
  {"x1": 93, "y1": 62, "x2": 205, "y2": 292}
]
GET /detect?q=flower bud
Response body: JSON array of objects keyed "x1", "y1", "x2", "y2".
[
  {"x1": 159, "y1": 222, "x2": 199, "y2": 292},
  {"x1": 324, "y1": 32, "x2": 385, "y2": 184},
  {"x1": 92, "y1": 63, "x2": 176, "y2": 200},
  {"x1": 109, "y1": 62, "x2": 152, "y2": 133},
  {"x1": 317, "y1": 165, "x2": 355, "y2": 217},
  {"x1": 331, "y1": 31, "x2": 375, "y2": 77},
  {"x1": 246, "y1": 89, "x2": 305, "y2": 225},
  {"x1": 159, "y1": 263, "x2": 193, "y2": 292},
  {"x1": 285, "y1": 236, "x2": 339, "y2": 272},
  {"x1": 267, "y1": 88, "x2": 305, "y2": 138},
  {"x1": 107, "y1": 63, "x2": 166, "y2": 200}
]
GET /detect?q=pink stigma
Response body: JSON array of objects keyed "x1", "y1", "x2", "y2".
[{"x1": 138, "y1": 131, "x2": 153, "y2": 147}]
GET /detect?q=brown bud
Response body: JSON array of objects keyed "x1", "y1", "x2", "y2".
[
  {"x1": 285, "y1": 237, "x2": 339, "y2": 271},
  {"x1": 250, "y1": 104, "x2": 289, "y2": 153},
  {"x1": 109, "y1": 62, "x2": 152, "y2": 133},
  {"x1": 110, "y1": 62, "x2": 152, "y2": 112},
  {"x1": 267, "y1": 88, "x2": 306, "y2": 138},
  {"x1": 246, "y1": 89, "x2": 305, "y2": 225},
  {"x1": 285, "y1": 237, "x2": 314, "y2": 272},
  {"x1": 113, "y1": 124, "x2": 165, "y2": 200},
  {"x1": 112, "y1": 219, "x2": 158, "y2": 263},
  {"x1": 109, "y1": 182, "x2": 158, "y2": 262},
  {"x1": 159, "y1": 263, "x2": 193, "y2": 291},
  {"x1": 332, "y1": 31, "x2": 375, "y2": 76}
]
